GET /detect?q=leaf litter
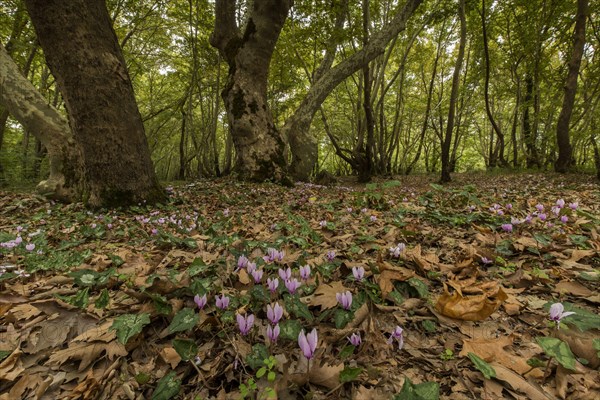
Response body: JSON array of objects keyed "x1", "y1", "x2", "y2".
[{"x1": 0, "y1": 172, "x2": 599, "y2": 399}]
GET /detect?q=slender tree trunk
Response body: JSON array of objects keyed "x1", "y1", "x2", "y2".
[
  {"x1": 25, "y1": 0, "x2": 164, "y2": 207},
  {"x1": 178, "y1": 108, "x2": 187, "y2": 180},
  {"x1": 480, "y1": 0, "x2": 507, "y2": 168},
  {"x1": 522, "y1": 75, "x2": 540, "y2": 168},
  {"x1": 285, "y1": 0, "x2": 423, "y2": 181},
  {"x1": 210, "y1": 0, "x2": 292, "y2": 184},
  {"x1": 0, "y1": 43, "x2": 83, "y2": 201},
  {"x1": 555, "y1": 0, "x2": 588, "y2": 173},
  {"x1": 361, "y1": 0, "x2": 375, "y2": 182},
  {"x1": 440, "y1": 0, "x2": 466, "y2": 183}
]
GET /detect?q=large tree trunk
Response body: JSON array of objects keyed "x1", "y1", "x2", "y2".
[
  {"x1": 284, "y1": 0, "x2": 423, "y2": 181},
  {"x1": 25, "y1": 0, "x2": 164, "y2": 208},
  {"x1": 440, "y1": 0, "x2": 466, "y2": 183},
  {"x1": 210, "y1": 0, "x2": 292, "y2": 184},
  {"x1": 0, "y1": 43, "x2": 83, "y2": 201},
  {"x1": 555, "y1": 0, "x2": 588, "y2": 173},
  {"x1": 522, "y1": 75, "x2": 540, "y2": 168}
]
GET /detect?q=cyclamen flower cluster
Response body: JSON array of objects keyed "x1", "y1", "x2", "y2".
[
  {"x1": 264, "y1": 248, "x2": 285, "y2": 263},
  {"x1": 389, "y1": 243, "x2": 406, "y2": 258}
]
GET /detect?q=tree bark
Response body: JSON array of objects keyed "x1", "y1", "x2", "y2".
[
  {"x1": 555, "y1": 0, "x2": 588, "y2": 173},
  {"x1": 440, "y1": 0, "x2": 466, "y2": 183},
  {"x1": 210, "y1": 0, "x2": 292, "y2": 184},
  {"x1": 0, "y1": 43, "x2": 83, "y2": 201},
  {"x1": 480, "y1": 0, "x2": 507, "y2": 168},
  {"x1": 25, "y1": 0, "x2": 164, "y2": 208},
  {"x1": 284, "y1": 0, "x2": 423, "y2": 181}
]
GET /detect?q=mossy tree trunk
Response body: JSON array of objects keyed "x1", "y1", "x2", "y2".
[
  {"x1": 210, "y1": 0, "x2": 292, "y2": 184},
  {"x1": 25, "y1": 0, "x2": 164, "y2": 208}
]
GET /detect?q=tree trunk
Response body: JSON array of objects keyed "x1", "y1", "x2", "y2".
[
  {"x1": 522, "y1": 75, "x2": 540, "y2": 168},
  {"x1": 0, "y1": 43, "x2": 83, "y2": 201},
  {"x1": 555, "y1": 0, "x2": 588, "y2": 173},
  {"x1": 25, "y1": 0, "x2": 164, "y2": 208},
  {"x1": 440, "y1": 0, "x2": 466, "y2": 183},
  {"x1": 210, "y1": 0, "x2": 292, "y2": 184},
  {"x1": 284, "y1": 0, "x2": 424, "y2": 181},
  {"x1": 361, "y1": 0, "x2": 375, "y2": 183}
]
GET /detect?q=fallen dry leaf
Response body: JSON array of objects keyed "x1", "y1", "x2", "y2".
[{"x1": 435, "y1": 282, "x2": 507, "y2": 321}]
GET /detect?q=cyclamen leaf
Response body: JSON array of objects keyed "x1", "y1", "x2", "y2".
[
  {"x1": 394, "y1": 377, "x2": 440, "y2": 400},
  {"x1": 536, "y1": 337, "x2": 576, "y2": 371},
  {"x1": 152, "y1": 371, "x2": 181, "y2": 400},
  {"x1": 339, "y1": 366, "x2": 363, "y2": 383},
  {"x1": 467, "y1": 352, "x2": 496, "y2": 379},
  {"x1": 111, "y1": 313, "x2": 151, "y2": 345},
  {"x1": 172, "y1": 339, "x2": 197, "y2": 361},
  {"x1": 168, "y1": 308, "x2": 199, "y2": 334}
]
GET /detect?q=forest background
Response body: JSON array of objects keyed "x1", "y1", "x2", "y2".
[{"x1": 0, "y1": 0, "x2": 598, "y2": 198}]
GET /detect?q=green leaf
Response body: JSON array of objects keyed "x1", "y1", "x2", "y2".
[
  {"x1": 146, "y1": 291, "x2": 172, "y2": 315},
  {"x1": 339, "y1": 345, "x2": 355, "y2": 360},
  {"x1": 108, "y1": 254, "x2": 125, "y2": 267},
  {"x1": 95, "y1": 288, "x2": 110, "y2": 309},
  {"x1": 188, "y1": 258, "x2": 209, "y2": 277},
  {"x1": 256, "y1": 367, "x2": 267, "y2": 378},
  {"x1": 527, "y1": 357, "x2": 546, "y2": 368},
  {"x1": 467, "y1": 353, "x2": 496, "y2": 379},
  {"x1": 246, "y1": 344, "x2": 269, "y2": 370},
  {"x1": 284, "y1": 294, "x2": 313, "y2": 321},
  {"x1": 172, "y1": 339, "x2": 197, "y2": 361},
  {"x1": 334, "y1": 309, "x2": 353, "y2": 329},
  {"x1": 279, "y1": 319, "x2": 302, "y2": 341},
  {"x1": 168, "y1": 308, "x2": 199, "y2": 334},
  {"x1": 339, "y1": 366, "x2": 363, "y2": 383},
  {"x1": 152, "y1": 371, "x2": 181, "y2": 400},
  {"x1": 536, "y1": 337, "x2": 577, "y2": 370},
  {"x1": 111, "y1": 313, "x2": 151, "y2": 344},
  {"x1": 267, "y1": 371, "x2": 276, "y2": 382},
  {"x1": 0, "y1": 349, "x2": 12, "y2": 362},
  {"x1": 532, "y1": 233, "x2": 552, "y2": 247},
  {"x1": 408, "y1": 278, "x2": 429, "y2": 299},
  {"x1": 394, "y1": 377, "x2": 440, "y2": 400},
  {"x1": 593, "y1": 339, "x2": 600, "y2": 358},
  {"x1": 56, "y1": 287, "x2": 90, "y2": 309}
]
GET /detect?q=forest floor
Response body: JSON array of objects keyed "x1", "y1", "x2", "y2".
[{"x1": 0, "y1": 172, "x2": 599, "y2": 400}]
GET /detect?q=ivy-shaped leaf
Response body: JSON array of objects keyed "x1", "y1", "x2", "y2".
[
  {"x1": 152, "y1": 371, "x2": 181, "y2": 400},
  {"x1": 168, "y1": 308, "x2": 199, "y2": 334},
  {"x1": 467, "y1": 353, "x2": 496, "y2": 379},
  {"x1": 536, "y1": 337, "x2": 576, "y2": 370},
  {"x1": 111, "y1": 313, "x2": 151, "y2": 345},
  {"x1": 279, "y1": 319, "x2": 302, "y2": 341},
  {"x1": 334, "y1": 309, "x2": 353, "y2": 329},
  {"x1": 284, "y1": 294, "x2": 313, "y2": 321},
  {"x1": 95, "y1": 288, "x2": 110, "y2": 309},
  {"x1": 172, "y1": 339, "x2": 197, "y2": 361},
  {"x1": 394, "y1": 377, "x2": 440, "y2": 400},
  {"x1": 339, "y1": 366, "x2": 363, "y2": 383}
]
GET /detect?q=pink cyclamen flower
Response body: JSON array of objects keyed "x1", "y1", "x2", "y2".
[
  {"x1": 501, "y1": 223, "x2": 513, "y2": 232},
  {"x1": 387, "y1": 326, "x2": 404, "y2": 349},
  {"x1": 151, "y1": 228, "x2": 158, "y2": 235},
  {"x1": 348, "y1": 333, "x2": 361, "y2": 346},
  {"x1": 298, "y1": 328, "x2": 318, "y2": 359},
  {"x1": 267, "y1": 324, "x2": 280, "y2": 343},
  {"x1": 336, "y1": 291, "x2": 353, "y2": 310},
  {"x1": 319, "y1": 220, "x2": 327, "y2": 228},
  {"x1": 549, "y1": 303, "x2": 575, "y2": 329},
  {"x1": 389, "y1": 243, "x2": 406, "y2": 258},
  {"x1": 569, "y1": 202, "x2": 578, "y2": 210},
  {"x1": 299, "y1": 265, "x2": 311, "y2": 281},
  {"x1": 551, "y1": 206, "x2": 561, "y2": 216},
  {"x1": 506, "y1": 203, "x2": 512, "y2": 210},
  {"x1": 560, "y1": 215, "x2": 568, "y2": 223},
  {"x1": 536, "y1": 204, "x2": 544, "y2": 212},
  {"x1": 267, "y1": 303, "x2": 284, "y2": 325},
  {"x1": 481, "y1": 257, "x2": 492, "y2": 265},
  {"x1": 346, "y1": 207, "x2": 353, "y2": 213},
  {"x1": 278, "y1": 267, "x2": 292, "y2": 281},
  {"x1": 215, "y1": 295, "x2": 230, "y2": 309},
  {"x1": 247, "y1": 262, "x2": 257, "y2": 273},
  {"x1": 285, "y1": 278, "x2": 301, "y2": 294},
  {"x1": 267, "y1": 277, "x2": 279, "y2": 293},
  {"x1": 223, "y1": 208, "x2": 229, "y2": 217},
  {"x1": 524, "y1": 214, "x2": 533, "y2": 224},
  {"x1": 194, "y1": 294, "x2": 207, "y2": 310},
  {"x1": 14, "y1": 236, "x2": 22, "y2": 244},
  {"x1": 370, "y1": 215, "x2": 377, "y2": 222},
  {"x1": 326, "y1": 250, "x2": 336, "y2": 262},
  {"x1": 352, "y1": 266, "x2": 365, "y2": 281},
  {"x1": 538, "y1": 213, "x2": 547, "y2": 221},
  {"x1": 237, "y1": 255, "x2": 249, "y2": 269},
  {"x1": 251, "y1": 269, "x2": 264, "y2": 283},
  {"x1": 25, "y1": 243, "x2": 35, "y2": 252},
  {"x1": 236, "y1": 314, "x2": 255, "y2": 335},
  {"x1": 497, "y1": 210, "x2": 504, "y2": 216},
  {"x1": 556, "y1": 199, "x2": 565, "y2": 208}
]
